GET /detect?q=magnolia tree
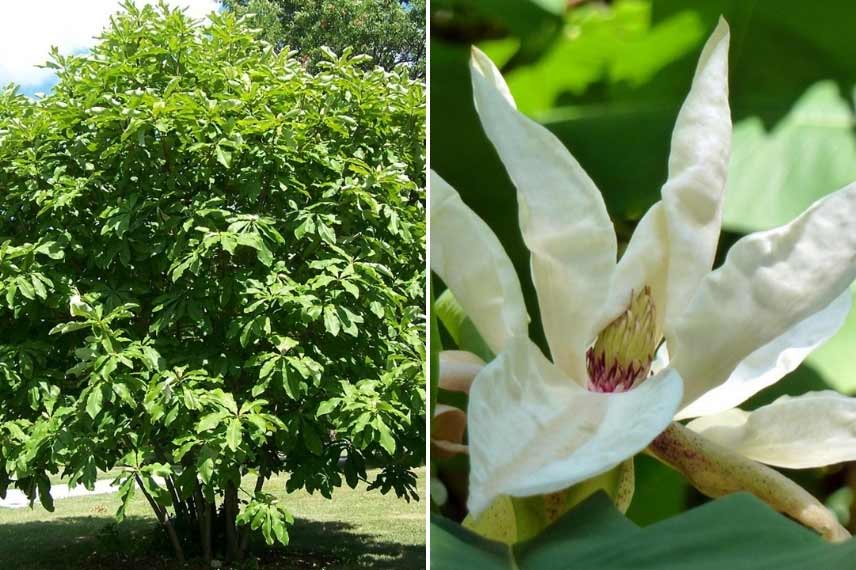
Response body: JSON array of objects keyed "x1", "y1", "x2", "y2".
[{"x1": 0, "y1": 2, "x2": 425, "y2": 563}]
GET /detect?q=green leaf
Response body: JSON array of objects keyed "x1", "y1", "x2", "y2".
[
  {"x1": 317, "y1": 222, "x2": 336, "y2": 244},
  {"x1": 48, "y1": 321, "x2": 90, "y2": 335},
  {"x1": 723, "y1": 82, "x2": 856, "y2": 232},
  {"x1": 4, "y1": 422, "x2": 27, "y2": 441},
  {"x1": 805, "y1": 287, "x2": 856, "y2": 393},
  {"x1": 226, "y1": 418, "x2": 243, "y2": 451},
  {"x1": 460, "y1": 0, "x2": 563, "y2": 43},
  {"x1": 432, "y1": 492, "x2": 856, "y2": 568},
  {"x1": 17, "y1": 277, "x2": 35, "y2": 300},
  {"x1": 294, "y1": 217, "x2": 315, "y2": 239},
  {"x1": 259, "y1": 355, "x2": 279, "y2": 380},
  {"x1": 316, "y1": 399, "x2": 339, "y2": 417},
  {"x1": 112, "y1": 381, "x2": 135, "y2": 407},
  {"x1": 197, "y1": 446, "x2": 217, "y2": 485},
  {"x1": 256, "y1": 243, "x2": 274, "y2": 266},
  {"x1": 197, "y1": 411, "x2": 227, "y2": 433},
  {"x1": 272, "y1": 515, "x2": 290, "y2": 546},
  {"x1": 116, "y1": 477, "x2": 136, "y2": 522},
  {"x1": 435, "y1": 289, "x2": 494, "y2": 362},
  {"x1": 323, "y1": 305, "x2": 340, "y2": 336},
  {"x1": 31, "y1": 275, "x2": 48, "y2": 299},
  {"x1": 280, "y1": 360, "x2": 298, "y2": 399},
  {"x1": 341, "y1": 280, "x2": 359, "y2": 298},
  {"x1": 437, "y1": 388, "x2": 467, "y2": 412},
  {"x1": 369, "y1": 300, "x2": 385, "y2": 318},
  {"x1": 215, "y1": 144, "x2": 233, "y2": 168},
  {"x1": 34, "y1": 241, "x2": 65, "y2": 259},
  {"x1": 221, "y1": 233, "x2": 239, "y2": 254},
  {"x1": 69, "y1": 296, "x2": 94, "y2": 318},
  {"x1": 377, "y1": 423, "x2": 396, "y2": 455},
  {"x1": 85, "y1": 386, "x2": 103, "y2": 419},
  {"x1": 37, "y1": 476, "x2": 55, "y2": 512}
]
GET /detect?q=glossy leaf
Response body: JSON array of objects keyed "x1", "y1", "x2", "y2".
[{"x1": 432, "y1": 492, "x2": 856, "y2": 569}]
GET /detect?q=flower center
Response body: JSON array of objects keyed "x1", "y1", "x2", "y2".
[{"x1": 586, "y1": 286, "x2": 657, "y2": 393}]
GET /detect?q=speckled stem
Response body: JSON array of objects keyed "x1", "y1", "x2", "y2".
[
  {"x1": 614, "y1": 457, "x2": 635, "y2": 513},
  {"x1": 648, "y1": 422, "x2": 850, "y2": 543}
]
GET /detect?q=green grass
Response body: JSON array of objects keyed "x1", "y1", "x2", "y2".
[{"x1": 0, "y1": 467, "x2": 426, "y2": 569}]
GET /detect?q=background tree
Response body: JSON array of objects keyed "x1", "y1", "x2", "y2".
[
  {"x1": 0, "y1": 1, "x2": 425, "y2": 563},
  {"x1": 223, "y1": 0, "x2": 426, "y2": 79}
]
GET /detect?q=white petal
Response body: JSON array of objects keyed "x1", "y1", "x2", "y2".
[
  {"x1": 602, "y1": 21, "x2": 731, "y2": 336},
  {"x1": 687, "y1": 391, "x2": 856, "y2": 469},
  {"x1": 677, "y1": 290, "x2": 851, "y2": 419},
  {"x1": 650, "y1": 341, "x2": 670, "y2": 376},
  {"x1": 470, "y1": 48, "x2": 617, "y2": 381},
  {"x1": 670, "y1": 182, "x2": 856, "y2": 410},
  {"x1": 603, "y1": 203, "x2": 669, "y2": 336},
  {"x1": 430, "y1": 172, "x2": 530, "y2": 355},
  {"x1": 661, "y1": 18, "x2": 731, "y2": 333},
  {"x1": 466, "y1": 337, "x2": 683, "y2": 516}
]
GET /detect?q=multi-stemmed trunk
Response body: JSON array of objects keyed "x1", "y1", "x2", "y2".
[{"x1": 136, "y1": 473, "x2": 268, "y2": 563}]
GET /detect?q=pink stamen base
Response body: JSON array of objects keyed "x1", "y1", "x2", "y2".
[{"x1": 585, "y1": 347, "x2": 647, "y2": 393}]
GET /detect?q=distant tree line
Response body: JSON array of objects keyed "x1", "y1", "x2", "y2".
[{"x1": 223, "y1": 0, "x2": 426, "y2": 78}]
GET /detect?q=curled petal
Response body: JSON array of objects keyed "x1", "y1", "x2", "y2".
[
  {"x1": 470, "y1": 48, "x2": 617, "y2": 382},
  {"x1": 670, "y1": 182, "x2": 856, "y2": 409},
  {"x1": 430, "y1": 171, "x2": 529, "y2": 354},
  {"x1": 677, "y1": 290, "x2": 851, "y2": 419},
  {"x1": 687, "y1": 391, "x2": 856, "y2": 469},
  {"x1": 466, "y1": 337, "x2": 682, "y2": 516},
  {"x1": 439, "y1": 350, "x2": 485, "y2": 394},
  {"x1": 433, "y1": 404, "x2": 469, "y2": 460}
]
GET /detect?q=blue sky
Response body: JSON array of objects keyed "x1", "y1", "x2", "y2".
[{"x1": 1, "y1": 0, "x2": 219, "y2": 95}]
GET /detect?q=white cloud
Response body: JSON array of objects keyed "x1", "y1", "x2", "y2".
[{"x1": 0, "y1": 0, "x2": 220, "y2": 88}]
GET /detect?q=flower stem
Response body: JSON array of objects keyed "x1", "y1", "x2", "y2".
[{"x1": 647, "y1": 422, "x2": 850, "y2": 542}]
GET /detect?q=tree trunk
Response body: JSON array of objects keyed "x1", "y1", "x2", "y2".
[
  {"x1": 203, "y1": 499, "x2": 214, "y2": 563},
  {"x1": 185, "y1": 494, "x2": 198, "y2": 528},
  {"x1": 135, "y1": 475, "x2": 186, "y2": 563},
  {"x1": 224, "y1": 482, "x2": 240, "y2": 562},
  {"x1": 193, "y1": 487, "x2": 212, "y2": 563},
  {"x1": 165, "y1": 475, "x2": 186, "y2": 521}
]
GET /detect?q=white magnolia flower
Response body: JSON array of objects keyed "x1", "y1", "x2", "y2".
[{"x1": 431, "y1": 18, "x2": 856, "y2": 517}]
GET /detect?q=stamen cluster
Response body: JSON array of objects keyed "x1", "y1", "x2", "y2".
[{"x1": 586, "y1": 286, "x2": 657, "y2": 393}]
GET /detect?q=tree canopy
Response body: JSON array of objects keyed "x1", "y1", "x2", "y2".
[
  {"x1": 223, "y1": 0, "x2": 426, "y2": 78},
  {"x1": 0, "y1": 1, "x2": 425, "y2": 563}
]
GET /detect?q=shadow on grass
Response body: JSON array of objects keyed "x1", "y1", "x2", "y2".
[
  {"x1": 276, "y1": 518, "x2": 425, "y2": 569},
  {"x1": 0, "y1": 514, "x2": 167, "y2": 570},
  {"x1": 0, "y1": 515, "x2": 424, "y2": 569}
]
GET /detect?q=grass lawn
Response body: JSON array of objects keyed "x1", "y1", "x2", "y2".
[{"x1": 0, "y1": 467, "x2": 426, "y2": 569}]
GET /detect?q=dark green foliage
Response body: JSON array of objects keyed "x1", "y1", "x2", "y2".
[
  {"x1": 224, "y1": 0, "x2": 426, "y2": 78},
  {"x1": 432, "y1": 492, "x2": 856, "y2": 569},
  {"x1": 0, "y1": 1, "x2": 424, "y2": 562}
]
